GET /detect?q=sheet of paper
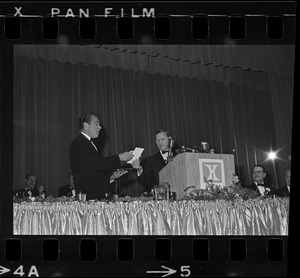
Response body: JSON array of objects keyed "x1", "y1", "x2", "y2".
[{"x1": 127, "y1": 147, "x2": 144, "y2": 164}]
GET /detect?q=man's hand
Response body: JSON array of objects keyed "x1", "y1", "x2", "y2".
[
  {"x1": 118, "y1": 151, "x2": 134, "y2": 162},
  {"x1": 131, "y1": 158, "x2": 143, "y2": 176}
]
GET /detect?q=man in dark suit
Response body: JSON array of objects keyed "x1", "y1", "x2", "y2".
[
  {"x1": 244, "y1": 164, "x2": 276, "y2": 196},
  {"x1": 58, "y1": 173, "x2": 77, "y2": 197},
  {"x1": 69, "y1": 113, "x2": 133, "y2": 200},
  {"x1": 132, "y1": 129, "x2": 175, "y2": 192},
  {"x1": 276, "y1": 168, "x2": 290, "y2": 197},
  {"x1": 14, "y1": 174, "x2": 39, "y2": 199}
]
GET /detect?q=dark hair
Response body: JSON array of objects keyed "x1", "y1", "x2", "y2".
[
  {"x1": 67, "y1": 173, "x2": 73, "y2": 178},
  {"x1": 252, "y1": 164, "x2": 266, "y2": 173},
  {"x1": 78, "y1": 113, "x2": 95, "y2": 129},
  {"x1": 155, "y1": 129, "x2": 170, "y2": 137},
  {"x1": 25, "y1": 173, "x2": 36, "y2": 180}
]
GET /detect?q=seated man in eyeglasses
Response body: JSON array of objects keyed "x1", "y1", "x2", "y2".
[{"x1": 244, "y1": 164, "x2": 276, "y2": 196}]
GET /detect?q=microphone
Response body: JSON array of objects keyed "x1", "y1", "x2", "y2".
[
  {"x1": 168, "y1": 137, "x2": 174, "y2": 157},
  {"x1": 194, "y1": 145, "x2": 210, "y2": 153}
]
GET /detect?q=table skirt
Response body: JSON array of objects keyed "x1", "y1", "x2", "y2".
[{"x1": 13, "y1": 198, "x2": 289, "y2": 235}]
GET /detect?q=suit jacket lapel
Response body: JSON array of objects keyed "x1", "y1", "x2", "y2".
[
  {"x1": 156, "y1": 152, "x2": 166, "y2": 166},
  {"x1": 250, "y1": 183, "x2": 259, "y2": 191},
  {"x1": 79, "y1": 133, "x2": 98, "y2": 152}
]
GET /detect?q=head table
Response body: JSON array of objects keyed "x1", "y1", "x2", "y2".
[{"x1": 13, "y1": 198, "x2": 289, "y2": 235}]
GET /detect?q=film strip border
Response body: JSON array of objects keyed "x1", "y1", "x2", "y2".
[
  {"x1": 0, "y1": 237, "x2": 288, "y2": 276},
  {"x1": 0, "y1": 1, "x2": 296, "y2": 277},
  {"x1": 0, "y1": 1, "x2": 297, "y2": 44}
]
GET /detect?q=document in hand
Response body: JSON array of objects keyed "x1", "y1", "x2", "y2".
[
  {"x1": 110, "y1": 169, "x2": 128, "y2": 183},
  {"x1": 127, "y1": 147, "x2": 144, "y2": 164}
]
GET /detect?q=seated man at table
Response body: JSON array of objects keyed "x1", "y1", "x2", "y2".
[
  {"x1": 14, "y1": 173, "x2": 39, "y2": 199},
  {"x1": 243, "y1": 164, "x2": 276, "y2": 196},
  {"x1": 37, "y1": 185, "x2": 47, "y2": 199},
  {"x1": 58, "y1": 173, "x2": 77, "y2": 198},
  {"x1": 276, "y1": 168, "x2": 290, "y2": 197},
  {"x1": 132, "y1": 129, "x2": 177, "y2": 193}
]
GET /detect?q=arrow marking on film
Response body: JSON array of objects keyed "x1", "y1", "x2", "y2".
[
  {"x1": 147, "y1": 265, "x2": 177, "y2": 277},
  {"x1": 0, "y1": 265, "x2": 10, "y2": 275}
]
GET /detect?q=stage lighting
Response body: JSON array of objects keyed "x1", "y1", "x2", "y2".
[{"x1": 267, "y1": 151, "x2": 278, "y2": 160}]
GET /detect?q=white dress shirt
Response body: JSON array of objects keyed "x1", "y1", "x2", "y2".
[
  {"x1": 81, "y1": 132, "x2": 98, "y2": 151},
  {"x1": 255, "y1": 182, "x2": 265, "y2": 195},
  {"x1": 160, "y1": 150, "x2": 169, "y2": 163}
]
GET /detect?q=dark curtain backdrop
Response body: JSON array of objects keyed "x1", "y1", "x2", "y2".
[{"x1": 13, "y1": 45, "x2": 293, "y2": 197}]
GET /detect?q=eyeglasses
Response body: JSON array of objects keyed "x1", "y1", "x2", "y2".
[{"x1": 252, "y1": 171, "x2": 264, "y2": 174}]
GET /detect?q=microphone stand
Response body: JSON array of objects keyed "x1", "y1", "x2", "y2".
[
  {"x1": 167, "y1": 137, "x2": 174, "y2": 162},
  {"x1": 185, "y1": 147, "x2": 199, "y2": 153},
  {"x1": 194, "y1": 145, "x2": 210, "y2": 153}
]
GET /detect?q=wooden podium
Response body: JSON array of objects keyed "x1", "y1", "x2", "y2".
[{"x1": 159, "y1": 152, "x2": 235, "y2": 199}]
